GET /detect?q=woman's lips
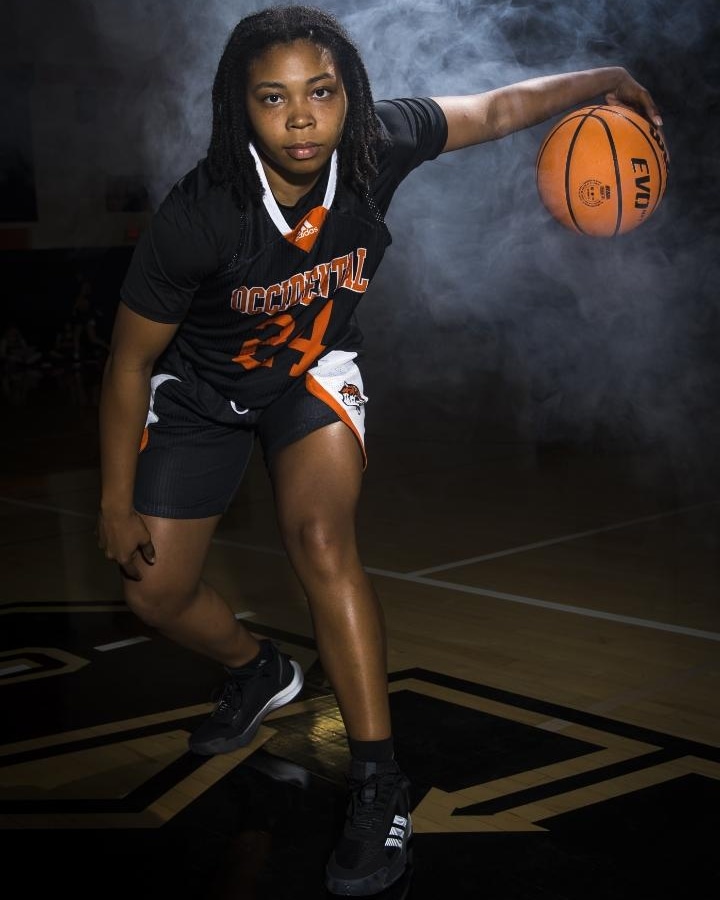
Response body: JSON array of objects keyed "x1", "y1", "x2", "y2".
[{"x1": 286, "y1": 144, "x2": 320, "y2": 160}]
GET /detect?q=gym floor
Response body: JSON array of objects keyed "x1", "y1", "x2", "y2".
[{"x1": 1, "y1": 369, "x2": 718, "y2": 899}]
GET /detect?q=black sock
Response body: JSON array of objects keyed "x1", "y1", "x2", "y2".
[
  {"x1": 227, "y1": 639, "x2": 273, "y2": 678},
  {"x1": 348, "y1": 736, "x2": 395, "y2": 764}
]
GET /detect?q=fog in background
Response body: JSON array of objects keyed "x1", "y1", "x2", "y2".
[{"x1": 3, "y1": 0, "x2": 719, "y2": 473}]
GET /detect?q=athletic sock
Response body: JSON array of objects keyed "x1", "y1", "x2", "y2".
[
  {"x1": 348, "y1": 736, "x2": 395, "y2": 764},
  {"x1": 226, "y1": 639, "x2": 273, "y2": 679}
]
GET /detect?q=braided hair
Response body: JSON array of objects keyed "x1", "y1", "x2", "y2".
[{"x1": 207, "y1": 5, "x2": 382, "y2": 206}]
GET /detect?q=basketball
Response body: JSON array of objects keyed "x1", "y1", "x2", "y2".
[{"x1": 536, "y1": 105, "x2": 669, "y2": 237}]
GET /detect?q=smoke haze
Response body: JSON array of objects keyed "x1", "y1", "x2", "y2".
[{"x1": 5, "y1": 0, "x2": 720, "y2": 469}]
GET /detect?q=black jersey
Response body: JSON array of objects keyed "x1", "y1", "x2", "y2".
[{"x1": 121, "y1": 97, "x2": 447, "y2": 409}]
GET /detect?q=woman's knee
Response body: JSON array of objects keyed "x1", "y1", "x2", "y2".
[
  {"x1": 122, "y1": 575, "x2": 199, "y2": 630},
  {"x1": 280, "y1": 513, "x2": 356, "y2": 575}
]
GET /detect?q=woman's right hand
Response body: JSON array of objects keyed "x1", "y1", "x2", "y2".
[{"x1": 97, "y1": 509, "x2": 156, "y2": 581}]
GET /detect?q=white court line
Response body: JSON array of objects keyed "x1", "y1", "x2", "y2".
[
  {"x1": 363, "y1": 568, "x2": 720, "y2": 642},
  {"x1": 408, "y1": 499, "x2": 720, "y2": 576},
  {"x1": 94, "y1": 616, "x2": 254, "y2": 652},
  {"x1": 2, "y1": 496, "x2": 718, "y2": 642},
  {"x1": 95, "y1": 636, "x2": 151, "y2": 651}
]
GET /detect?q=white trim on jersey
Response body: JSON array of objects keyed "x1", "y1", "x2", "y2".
[
  {"x1": 305, "y1": 349, "x2": 368, "y2": 469},
  {"x1": 248, "y1": 142, "x2": 338, "y2": 237},
  {"x1": 146, "y1": 373, "x2": 180, "y2": 426}
]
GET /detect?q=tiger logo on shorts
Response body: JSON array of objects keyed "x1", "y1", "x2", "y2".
[{"x1": 339, "y1": 381, "x2": 367, "y2": 414}]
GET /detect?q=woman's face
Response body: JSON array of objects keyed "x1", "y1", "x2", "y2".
[{"x1": 245, "y1": 39, "x2": 347, "y2": 204}]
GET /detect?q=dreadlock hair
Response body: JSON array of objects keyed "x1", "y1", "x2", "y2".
[{"x1": 207, "y1": 5, "x2": 382, "y2": 206}]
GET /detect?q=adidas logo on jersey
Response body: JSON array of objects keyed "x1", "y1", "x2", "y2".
[
  {"x1": 384, "y1": 814, "x2": 409, "y2": 849},
  {"x1": 285, "y1": 204, "x2": 329, "y2": 251},
  {"x1": 297, "y1": 218, "x2": 319, "y2": 241}
]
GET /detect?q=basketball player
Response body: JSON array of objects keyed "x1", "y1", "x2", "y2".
[{"x1": 96, "y1": 6, "x2": 662, "y2": 895}]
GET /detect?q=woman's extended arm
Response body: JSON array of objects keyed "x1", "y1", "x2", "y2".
[{"x1": 434, "y1": 66, "x2": 662, "y2": 152}]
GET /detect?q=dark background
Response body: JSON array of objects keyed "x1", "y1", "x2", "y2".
[{"x1": 1, "y1": 0, "x2": 718, "y2": 476}]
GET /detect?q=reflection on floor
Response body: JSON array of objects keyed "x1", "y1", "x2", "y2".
[{"x1": 1, "y1": 383, "x2": 719, "y2": 898}]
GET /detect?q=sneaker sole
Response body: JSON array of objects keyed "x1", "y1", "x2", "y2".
[
  {"x1": 325, "y1": 826, "x2": 412, "y2": 896},
  {"x1": 189, "y1": 660, "x2": 304, "y2": 756}
]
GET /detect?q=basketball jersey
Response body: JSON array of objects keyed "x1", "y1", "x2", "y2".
[{"x1": 120, "y1": 98, "x2": 447, "y2": 409}]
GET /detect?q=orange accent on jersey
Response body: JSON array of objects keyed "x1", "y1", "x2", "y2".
[
  {"x1": 232, "y1": 313, "x2": 295, "y2": 370},
  {"x1": 285, "y1": 205, "x2": 329, "y2": 252},
  {"x1": 139, "y1": 427, "x2": 149, "y2": 452},
  {"x1": 350, "y1": 247, "x2": 369, "y2": 291},
  {"x1": 266, "y1": 283, "x2": 283, "y2": 312},
  {"x1": 229, "y1": 249, "x2": 369, "y2": 316},
  {"x1": 288, "y1": 300, "x2": 333, "y2": 377},
  {"x1": 233, "y1": 297, "x2": 334, "y2": 375},
  {"x1": 305, "y1": 371, "x2": 367, "y2": 470},
  {"x1": 313, "y1": 262, "x2": 331, "y2": 297},
  {"x1": 232, "y1": 336, "x2": 266, "y2": 370},
  {"x1": 331, "y1": 254, "x2": 351, "y2": 288}
]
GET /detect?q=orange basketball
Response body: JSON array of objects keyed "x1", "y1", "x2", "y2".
[{"x1": 536, "y1": 105, "x2": 669, "y2": 237}]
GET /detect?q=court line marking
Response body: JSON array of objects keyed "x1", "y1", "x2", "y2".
[
  {"x1": 363, "y1": 568, "x2": 720, "y2": 642},
  {"x1": 95, "y1": 636, "x2": 151, "y2": 652},
  {"x1": 407, "y1": 499, "x2": 720, "y2": 576},
  {"x1": 1, "y1": 495, "x2": 718, "y2": 642}
]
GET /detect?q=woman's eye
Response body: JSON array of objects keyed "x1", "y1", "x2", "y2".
[
  {"x1": 314, "y1": 87, "x2": 331, "y2": 99},
  {"x1": 263, "y1": 94, "x2": 282, "y2": 105}
]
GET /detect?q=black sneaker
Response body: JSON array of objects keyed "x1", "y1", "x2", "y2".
[
  {"x1": 325, "y1": 760, "x2": 412, "y2": 896},
  {"x1": 188, "y1": 640, "x2": 303, "y2": 755}
]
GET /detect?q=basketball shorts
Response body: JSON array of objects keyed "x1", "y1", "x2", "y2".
[{"x1": 133, "y1": 349, "x2": 368, "y2": 519}]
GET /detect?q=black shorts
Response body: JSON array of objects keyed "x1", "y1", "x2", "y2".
[{"x1": 134, "y1": 349, "x2": 368, "y2": 518}]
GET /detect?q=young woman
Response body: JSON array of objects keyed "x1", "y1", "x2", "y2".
[{"x1": 96, "y1": 5, "x2": 662, "y2": 895}]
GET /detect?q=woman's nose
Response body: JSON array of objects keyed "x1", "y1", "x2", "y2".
[{"x1": 287, "y1": 98, "x2": 314, "y2": 129}]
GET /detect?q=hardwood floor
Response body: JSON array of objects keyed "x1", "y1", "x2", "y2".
[{"x1": 1, "y1": 374, "x2": 718, "y2": 898}]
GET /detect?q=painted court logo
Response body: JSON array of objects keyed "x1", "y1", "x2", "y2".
[{"x1": 339, "y1": 382, "x2": 367, "y2": 414}]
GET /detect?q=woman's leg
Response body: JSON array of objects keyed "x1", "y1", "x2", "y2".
[
  {"x1": 270, "y1": 421, "x2": 390, "y2": 742},
  {"x1": 122, "y1": 512, "x2": 304, "y2": 754},
  {"x1": 272, "y1": 422, "x2": 412, "y2": 894},
  {"x1": 121, "y1": 513, "x2": 260, "y2": 667}
]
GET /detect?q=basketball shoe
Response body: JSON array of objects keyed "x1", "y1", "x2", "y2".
[
  {"x1": 326, "y1": 759, "x2": 413, "y2": 896},
  {"x1": 188, "y1": 639, "x2": 303, "y2": 755}
]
